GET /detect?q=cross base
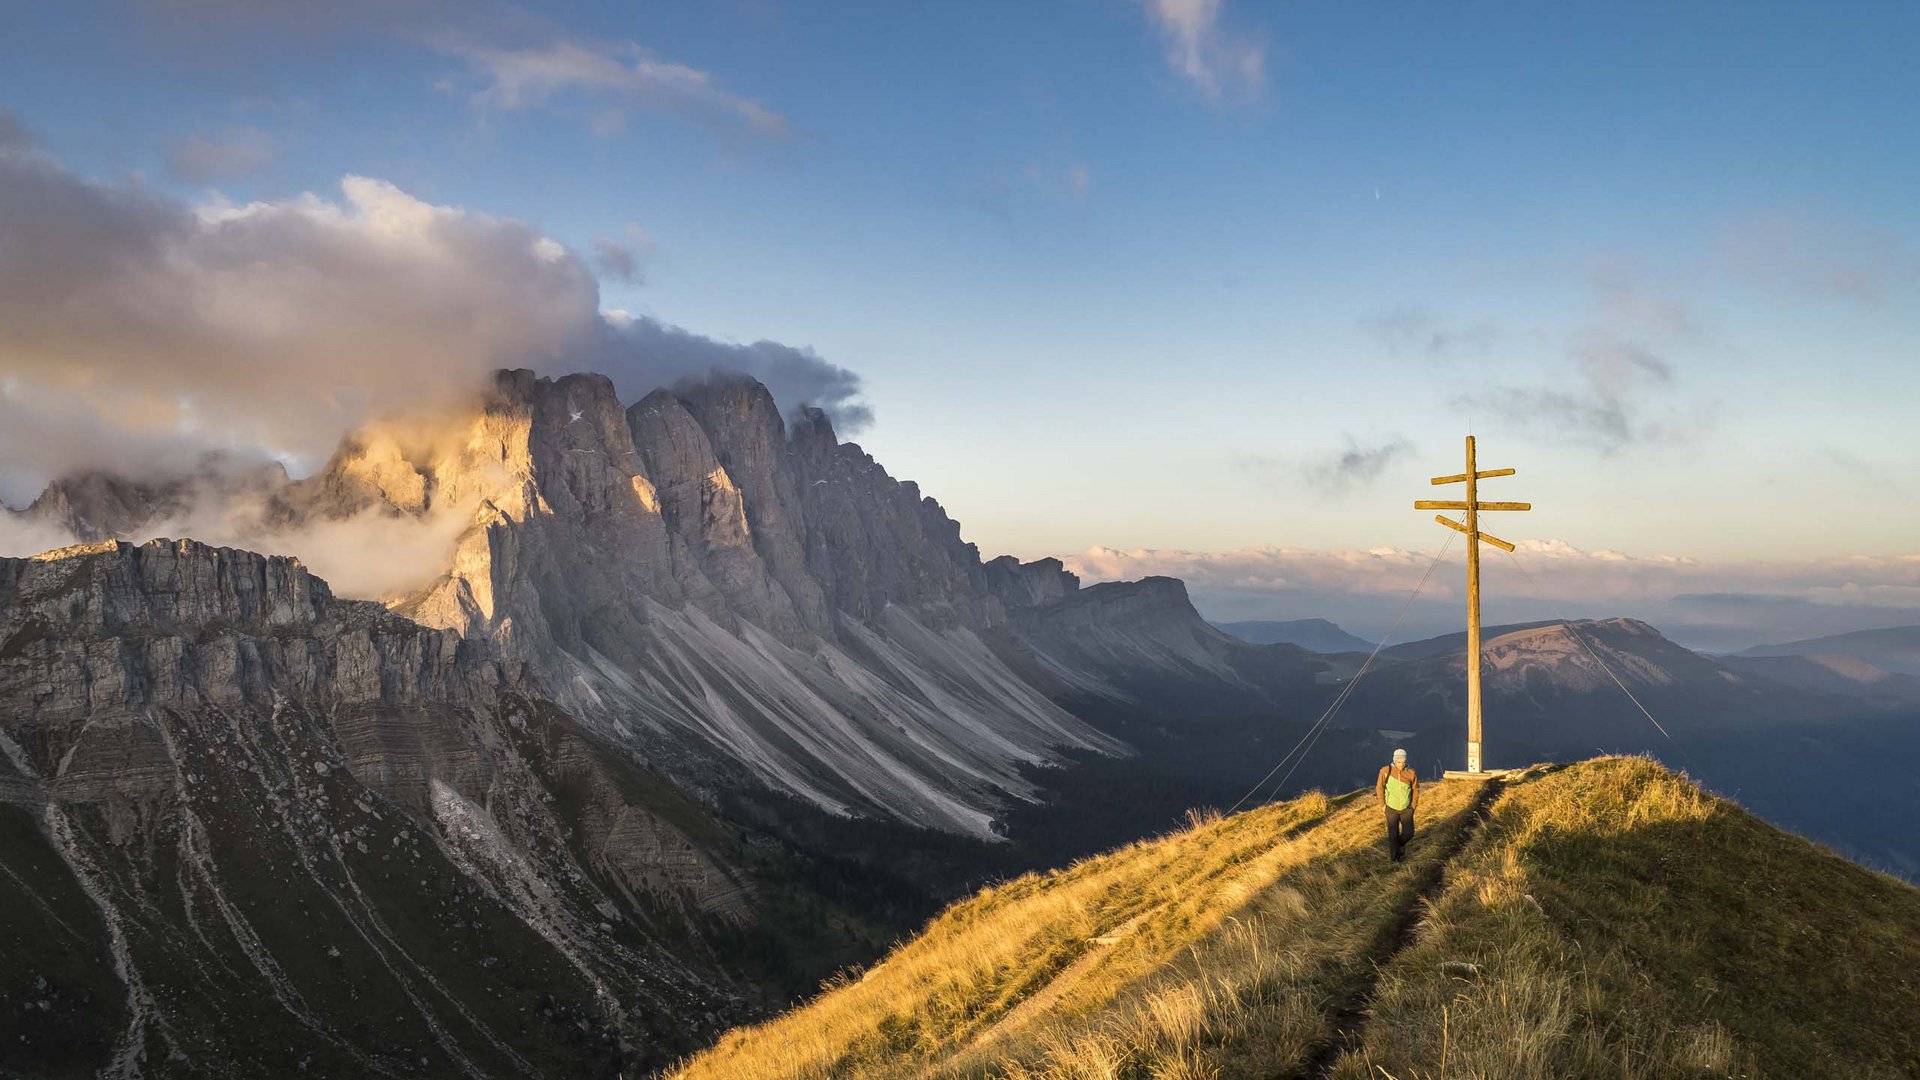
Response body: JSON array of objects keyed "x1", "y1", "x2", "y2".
[{"x1": 1442, "y1": 768, "x2": 1526, "y2": 781}]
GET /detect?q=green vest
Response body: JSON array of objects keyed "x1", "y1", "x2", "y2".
[{"x1": 1385, "y1": 771, "x2": 1413, "y2": 811}]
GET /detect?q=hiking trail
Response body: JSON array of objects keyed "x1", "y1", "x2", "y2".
[{"x1": 1298, "y1": 775, "x2": 1508, "y2": 1079}]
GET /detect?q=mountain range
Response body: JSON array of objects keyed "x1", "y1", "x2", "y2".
[
  {"x1": 6, "y1": 367, "x2": 1918, "y2": 1076},
  {"x1": 1212, "y1": 618, "x2": 1375, "y2": 653}
]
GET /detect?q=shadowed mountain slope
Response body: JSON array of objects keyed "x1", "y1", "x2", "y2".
[
  {"x1": 1213, "y1": 618, "x2": 1375, "y2": 654},
  {"x1": 669, "y1": 757, "x2": 1920, "y2": 1080},
  {"x1": 1735, "y1": 624, "x2": 1920, "y2": 676},
  {"x1": 0, "y1": 539, "x2": 895, "y2": 1078}
]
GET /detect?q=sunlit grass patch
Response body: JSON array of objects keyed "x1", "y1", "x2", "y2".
[
  {"x1": 672, "y1": 780, "x2": 1489, "y2": 1080},
  {"x1": 1332, "y1": 756, "x2": 1920, "y2": 1080}
]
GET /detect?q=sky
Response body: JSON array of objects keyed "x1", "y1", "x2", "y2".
[{"x1": 1, "y1": 1, "x2": 1917, "y2": 649}]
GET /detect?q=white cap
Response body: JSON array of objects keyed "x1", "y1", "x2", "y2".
[{"x1": 1392, "y1": 748, "x2": 1407, "y2": 762}]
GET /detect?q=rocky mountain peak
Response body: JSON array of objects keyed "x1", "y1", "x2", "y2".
[
  {"x1": 289, "y1": 367, "x2": 1113, "y2": 836},
  {"x1": 1, "y1": 368, "x2": 1121, "y2": 837}
]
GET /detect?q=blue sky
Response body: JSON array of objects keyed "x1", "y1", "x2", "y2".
[{"x1": 2, "y1": 1, "x2": 1917, "y2": 643}]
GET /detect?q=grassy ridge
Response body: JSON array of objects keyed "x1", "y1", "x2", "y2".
[
  {"x1": 1332, "y1": 758, "x2": 1920, "y2": 1080},
  {"x1": 671, "y1": 779, "x2": 1489, "y2": 1079},
  {"x1": 672, "y1": 757, "x2": 1920, "y2": 1080}
]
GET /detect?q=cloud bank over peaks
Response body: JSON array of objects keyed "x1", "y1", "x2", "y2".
[{"x1": 0, "y1": 130, "x2": 869, "y2": 503}]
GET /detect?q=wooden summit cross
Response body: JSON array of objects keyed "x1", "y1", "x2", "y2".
[{"x1": 1414, "y1": 436, "x2": 1530, "y2": 776}]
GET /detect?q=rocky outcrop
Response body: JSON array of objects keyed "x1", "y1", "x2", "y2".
[
  {"x1": 0, "y1": 539, "x2": 796, "y2": 1078},
  {"x1": 994, "y1": 571, "x2": 1329, "y2": 714},
  {"x1": 984, "y1": 555, "x2": 1078, "y2": 612}
]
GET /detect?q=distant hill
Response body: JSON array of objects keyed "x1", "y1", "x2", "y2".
[
  {"x1": 1736, "y1": 624, "x2": 1920, "y2": 676},
  {"x1": 670, "y1": 757, "x2": 1920, "y2": 1079},
  {"x1": 1719, "y1": 651, "x2": 1920, "y2": 705},
  {"x1": 1383, "y1": 619, "x2": 1562, "y2": 660},
  {"x1": 1213, "y1": 617, "x2": 1375, "y2": 653}
]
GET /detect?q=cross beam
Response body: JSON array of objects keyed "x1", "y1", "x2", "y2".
[{"x1": 1414, "y1": 436, "x2": 1531, "y2": 774}]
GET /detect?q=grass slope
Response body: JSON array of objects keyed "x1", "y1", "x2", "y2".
[{"x1": 670, "y1": 757, "x2": 1920, "y2": 1080}]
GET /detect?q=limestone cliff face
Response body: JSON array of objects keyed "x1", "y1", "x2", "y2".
[
  {"x1": 984, "y1": 567, "x2": 1338, "y2": 718},
  {"x1": 273, "y1": 370, "x2": 1114, "y2": 838},
  {"x1": 0, "y1": 539, "x2": 775, "y2": 1078}
]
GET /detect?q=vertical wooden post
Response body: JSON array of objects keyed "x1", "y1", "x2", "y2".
[
  {"x1": 1464, "y1": 436, "x2": 1482, "y2": 773},
  {"x1": 1416, "y1": 438, "x2": 1525, "y2": 776}
]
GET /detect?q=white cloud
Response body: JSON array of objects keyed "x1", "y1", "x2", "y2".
[
  {"x1": 133, "y1": 2, "x2": 788, "y2": 142},
  {"x1": 1137, "y1": 0, "x2": 1266, "y2": 103},
  {"x1": 0, "y1": 141, "x2": 868, "y2": 500},
  {"x1": 452, "y1": 39, "x2": 788, "y2": 139}
]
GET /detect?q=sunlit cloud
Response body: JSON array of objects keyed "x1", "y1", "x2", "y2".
[
  {"x1": 0, "y1": 139, "x2": 867, "y2": 502},
  {"x1": 1136, "y1": 0, "x2": 1266, "y2": 104},
  {"x1": 449, "y1": 39, "x2": 788, "y2": 139},
  {"x1": 136, "y1": 1, "x2": 787, "y2": 141}
]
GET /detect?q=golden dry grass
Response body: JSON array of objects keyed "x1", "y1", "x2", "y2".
[
  {"x1": 671, "y1": 757, "x2": 1920, "y2": 1080},
  {"x1": 671, "y1": 778, "x2": 1489, "y2": 1080},
  {"x1": 1329, "y1": 756, "x2": 1920, "y2": 1080}
]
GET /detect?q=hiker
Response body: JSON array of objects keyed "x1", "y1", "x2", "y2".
[{"x1": 1375, "y1": 748, "x2": 1418, "y2": 862}]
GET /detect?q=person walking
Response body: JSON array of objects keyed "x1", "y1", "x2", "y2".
[{"x1": 1375, "y1": 748, "x2": 1418, "y2": 862}]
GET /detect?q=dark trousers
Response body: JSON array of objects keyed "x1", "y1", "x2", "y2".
[{"x1": 1384, "y1": 805, "x2": 1415, "y2": 861}]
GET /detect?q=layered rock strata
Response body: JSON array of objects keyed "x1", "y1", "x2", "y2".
[{"x1": 0, "y1": 539, "x2": 768, "y2": 1078}]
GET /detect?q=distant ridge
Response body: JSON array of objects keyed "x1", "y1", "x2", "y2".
[
  {"x1": 1212, "y1": 617, "x2": 1375, "y2": 653},
  {"x1": 1735, "y1": 624, "x2": 1920, "y2": 676},
  {"x1": 1383, "y1": 618, "x2": 1562, "y2": 660}
]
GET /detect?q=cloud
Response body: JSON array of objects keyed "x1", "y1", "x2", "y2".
[
  {"x1": 1234, "y1": 436, "x2": 1414, "y2": 500},
  {"x1": 0, "y1": 107, "x2": 37, "y2": 152},
  {"x1": 1064, "y1": 541, "x2": 1920, "y2": 651},
  {"x1": 136, "y1": 1, "x2": 786, "y2": 141},
  {"x1": 603, "y1": 314, "x2": 873, "y2": 434},
  {"x1": 971, "y1": 159, "x2": 1095, "y2": 220},
  {"x1": 1360, "y1": 305, "x2": 1501, "y2": 359},
  {"x1": 1306, "y1": 436, "x2": 1413, "y2": 495},
  {"x1": 167, "y1": 126, "x2": 275, "y2": 182},
  {"x1": 450, "y1": 39, "x2": 787, "y2": 139},
  {"x1": 1067, "y1": 163, "x2": 1092, "y2": 198},
  {"x1": 0, "y1": 471, "x2": 478, "y2": 600},
  {"x1": 0, "y1": 137, "x2": 869, "y2": 499},
  {"x1": 1455, "y1": 268, "x2": 1697, "y2": 453},
  {"x1": 1136, "y1": 0, "x2": 1266, "y2": 104},
  {"x1": 591, "y1": 222, "x2": 654, "y2": 284},
  {"x1": 1720, "y1": 211, "x2": 1919, "y2": 302}
]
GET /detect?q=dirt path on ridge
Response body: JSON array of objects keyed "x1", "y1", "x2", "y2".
[{"x1": 1297, "y1": 776, "x2": 1509, "y2": 1079}]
